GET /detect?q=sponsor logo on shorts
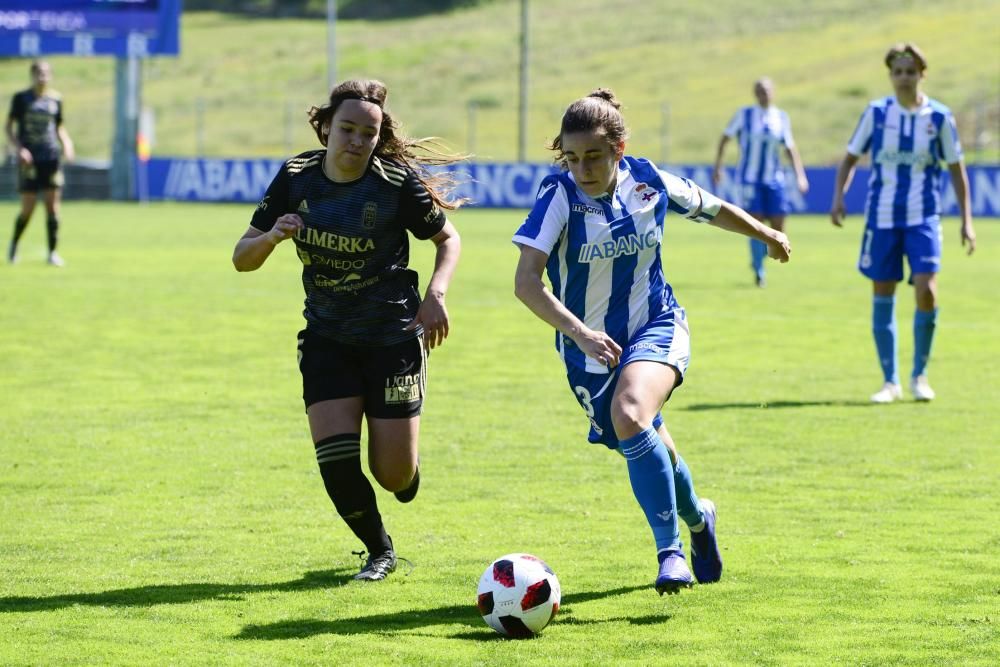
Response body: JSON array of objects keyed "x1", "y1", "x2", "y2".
[
  {"x1": 630, "y1": 342, "x2": 665, "y2": 355},
  {"x1": 385, "y1": 372, "x2": 421, "y2": 404}
]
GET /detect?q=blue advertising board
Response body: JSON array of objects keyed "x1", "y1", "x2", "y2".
[
  {"x1": 0, "y1": 0, "x2": 181, "y2": 56},
  {"x1": 139, "y1": 157, "x2": 1000, "y2": 218}
]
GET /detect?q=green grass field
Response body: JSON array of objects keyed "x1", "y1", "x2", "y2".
[
  {"x1": 1, "y1": 204, "x2": 998, "y2": 665},
  {"x1": 0, "y1": 0, "x2": 996, "y2": 163}
]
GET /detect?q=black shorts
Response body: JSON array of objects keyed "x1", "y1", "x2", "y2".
[
  {"x1": 19, "y1": 160, "x2": 64, "y2": 192},
  {"x1": 297, "y1": 329, "x2": 426, "y2": 418}
]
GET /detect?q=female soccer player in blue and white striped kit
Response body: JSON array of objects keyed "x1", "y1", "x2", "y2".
[
  {"x1": 831, "y1": 43, "x2": 976, "y2": 403},
  {"x1": 513, "y1": 88, "x2": 791, "y2": 595}
]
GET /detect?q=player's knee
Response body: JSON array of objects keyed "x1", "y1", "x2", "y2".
[
  {"x1": 369, "y1": 457, "x2": 416, "y2": 493},
  {"x1": 610, "y1": 395, "x2": 646, "y2": 440}
]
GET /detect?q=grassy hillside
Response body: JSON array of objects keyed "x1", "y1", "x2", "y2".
[{"x1": 1, "y1": 0, "x2": 996, "y2": 163}]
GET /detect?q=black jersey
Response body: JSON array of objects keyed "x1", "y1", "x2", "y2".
[
  {"x1": 9, "y1": 89, "x2": 63, "y2": 162},
  {"x1": 251, "y1": 150, "x2": 447, "y2": 346}
]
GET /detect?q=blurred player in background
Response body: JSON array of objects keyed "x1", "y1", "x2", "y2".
[
  {"x1": 233, "y1": 79, "x2": 464, "y2": 581},
  {"x1": 713, "y1": 77, "x2": 808, "y2": 287},
  {"x1": 831, "y1": 43, "x2": 976, "y2": 403},
  {"x1": 513, "y1": 88, "x2": 792, "y2": 595},
  {"x1": 6, "y1": 60, "x2": 74, "y2": 266}
]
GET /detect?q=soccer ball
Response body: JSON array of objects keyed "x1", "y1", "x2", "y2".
[{"x1": 476, "y1": 553, "x2": 561, "y2": 638}]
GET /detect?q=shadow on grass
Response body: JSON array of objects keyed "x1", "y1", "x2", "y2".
[
  {"x1": 234, "y1": 584, "x2": 651, "y2": 640},
  {"x1": 680, "y1": 399, "x2": 874, "y2": 411},
  {"x1": 0, "y1": 568, "x2": 355, "y2": 613}
]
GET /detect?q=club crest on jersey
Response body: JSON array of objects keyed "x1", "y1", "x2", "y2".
[
  {"x1": 633, "y1": 183, "x2": 658, "y2": 204},
  {"x1": 362, "y1": 202, "x2": 377, "y2": 228}
]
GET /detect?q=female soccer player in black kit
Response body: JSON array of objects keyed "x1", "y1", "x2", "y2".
[{"x1": 232, "y1": 79, "x2": 464, "y2": 581}]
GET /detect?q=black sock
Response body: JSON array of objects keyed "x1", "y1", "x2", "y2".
[
  {"x1": 46, "y1": 216, "x2": 59, "y2": 252},
  {"x1": 11, "y1": 214, "x2": 29, "y2": 245},
  {"x1": 315, "y1": 433, "x2": 392, "y2": 555}
]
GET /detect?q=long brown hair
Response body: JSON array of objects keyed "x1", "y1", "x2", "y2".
[
  {"x1": 549, "y1": 88, "x2": 629, "y2": 168},
  {"x1": 308, "y1": 79, "x2": 467, "y2": 210}
]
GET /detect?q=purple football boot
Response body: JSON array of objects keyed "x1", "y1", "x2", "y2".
[
  {"x1": 689, "y1": 498, "x2": 723, "y2": 584},
  {"x1": 654, "y1": 550, "x2": 694, "y2": 596}
]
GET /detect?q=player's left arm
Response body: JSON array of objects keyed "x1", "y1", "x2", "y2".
[
  {"x1": 710, "y1": 201, "x2": 791, "y2": 262},
  {"x1": 57, "y1": 125, "x2": 74, "y2": 162},
  {"x1": 785, "y1": 144, "x2": 808, "y2": 194},
  {"x1": 948, "y1": 161, "x2": 975, "y2": 255},
  {"x1": 407, "y1": 219, "x2": 461, "y2": 350}
]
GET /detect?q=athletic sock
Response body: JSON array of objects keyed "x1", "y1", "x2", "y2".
[
  {"x1": 912, "y1": 308, "x2": 938, "y2": 378},
  {"x1": 750, "y1": 238, "x2": 767, "y2": 279},
  {"x1": 46, "y1": 216, "x2": 59, "y2": 253},
  {"x1": 11, "y1": 214, "x2": 28, "y2": 245},
  {"x1": 314, "y1": 434, "x2": 391, "y2": 555},
  {"x1": 672, "y1": 453, "x2": 704, "y2": 529},
  {"x1": 872, "y1": 295, "x2": 899, "y2": 384},
  {"x1": 620, "y1": 426, "x2": 680, "y2": 552}
]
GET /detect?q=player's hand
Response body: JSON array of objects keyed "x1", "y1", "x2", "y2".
[
  {"x1": 961, "y1": 222, "x2": 976, "y2": 255},
  {"x1": 711, "y1": 166, "x2": 722, "y2": 189},
  {"x1": 16, "y1": 147, "x2": 32, "y2": 166},
  {"x1": 766, "y1": 231, "x2": 791, "y2": 263},
  {"x1": 267, "y1": 214, "x2": 304, "y2": 245},
  {"x1": 575, "y1": 329, "x2": 622, "y2": 369},
  {"x1": 830, "y1": 200, "x2": 846, "y2": 227},
  {"x1": 406, "y1": 289, "x2": 449, "y2": 350},
  {"x1": 797, "y1": 175, "x2": 810, "y2": 194}
]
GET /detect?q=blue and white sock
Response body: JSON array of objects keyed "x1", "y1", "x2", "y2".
[
  {"x1": 750, "y1": 238, "x2": 767, "y2": 280},
  {"x1": 913, "y1": 308, "x2": 938, "y2": 378},
  {"x1": 672, "y1": 454, "x2": 705, "y2": 530},
  {"x1": 620, "y1": 426, "x2": 680, "y2": 552},
  {"x1": 872, "y1": 295, "x2": 899, "y2": 384}
]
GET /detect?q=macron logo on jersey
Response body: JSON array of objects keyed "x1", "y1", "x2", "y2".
[{"x1": 577, "y1": 229, "x2": 658, "y2": 263}]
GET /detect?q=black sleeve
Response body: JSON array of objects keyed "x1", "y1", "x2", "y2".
[
  {"x1": 8, "y1": 92, "x2": 23, "y2": 123},
  {"x1": 250, "y1": 163, "x2": 292, "y2": 232},
  {"x1": 398, "y1": 171, "x2": 446, "y2": 240}
]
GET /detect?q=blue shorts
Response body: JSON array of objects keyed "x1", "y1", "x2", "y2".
[
  {"x1": 858, "y1": 223, "x2": 942, "y2": 282},
  {"x1": 564, "y1": 308, "x2": 690, "y2": 450},
  {"x1": 740, "y1": 182, "x2": 789, "y2": 218}
]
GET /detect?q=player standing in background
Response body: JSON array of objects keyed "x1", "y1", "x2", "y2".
[
  {"x1": 6, "y1": 60, "x2": 74, "y2": 266},
  {"x1": 712, "y1": 77, "x2": 808, "y2": 287},
  {"x1": 831, "y1": 43, "x2": 976, "y2": 403},
  {"x1": 232, "y1": 79, "x2": 464, "y2": 581},
  {"x1": 513, "y1": 88, "x2": 792, "y2": 594}
]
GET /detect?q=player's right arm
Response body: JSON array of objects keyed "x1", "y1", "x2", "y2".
[
  {"x1": 514, "y1": 245, "x2": 621, "y2": 368},
  {"x1": 6, "y1": 94, "x2": 30, "y2": 165},
  {"x1": 232, "y1": 165, "x2": 303, "y2": 271},
  {"x1": 831, "y1": 105, "x2": 873, "y2": 227},
  {"x1": 712, "y1": 111, "x2": 741, "y2": 188},
  {"x1": 830, "y1": 153, "x2": 860, "y2": 227}
]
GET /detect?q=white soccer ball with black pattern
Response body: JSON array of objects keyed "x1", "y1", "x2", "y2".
[{"x1": 476, "y1": 553, "x2": 561, "y2": 638}]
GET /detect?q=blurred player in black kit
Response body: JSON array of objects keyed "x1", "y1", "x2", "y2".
[
  {"x1": 7, "y1": 60, "x2": 75, "y2": 266},
  {"x1": 232, "y1": 79, "x2": 465, "y2": 581}
]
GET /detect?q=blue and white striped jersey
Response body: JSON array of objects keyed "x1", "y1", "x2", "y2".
[
  {"x1": 723, "y1": 105, "x2": 796, "y2": 186},
  {"x1": 512, "y1": 156, "x2": 720, "y2": 374},
  {"x1": 847, "y1": 95, "x2": 962, "y2": 229}
]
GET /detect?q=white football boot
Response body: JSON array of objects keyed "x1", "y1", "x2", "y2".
[
  {"x1": 870, "y1": 382, "x2": 903, "y2": 404},
  {"x1": 909, "y1": 375, "x2": 936, "y2": 402}
]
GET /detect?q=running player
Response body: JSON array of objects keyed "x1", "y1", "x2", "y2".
[
  {"x1": 831, "y1": 43, "x2": 976, "y2": 403},
  {"x1": 513, "y1": 88, "x2": 791, "y2": 594},
  {"x1": 6, "y1": 60, "x2": 75, "y2": 266},
  {"x1": 712, "y1": 77, "x2": 808, "y2": 287},
  {"x1": 233, "y1": 79, "x2": 464, "y2": 581}
]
